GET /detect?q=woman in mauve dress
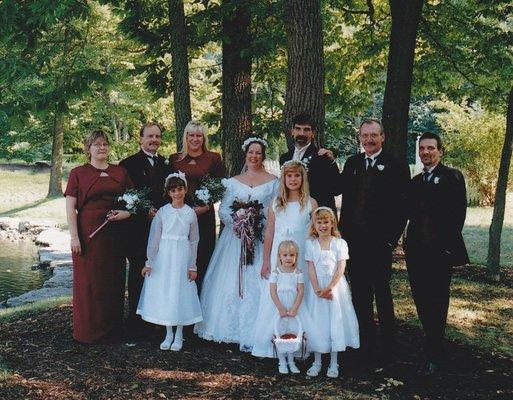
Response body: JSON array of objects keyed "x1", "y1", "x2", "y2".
[
  {"x1": 65, "y1": 130, "x2": 133, "y2": 343},
  {"x1": 169, "y1": 121, "x2": 225, "y2": 291}
]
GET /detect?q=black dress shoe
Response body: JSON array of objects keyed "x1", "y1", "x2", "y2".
[{"x1": 419, "y1": 361, "x2": 438, "y2": 375}]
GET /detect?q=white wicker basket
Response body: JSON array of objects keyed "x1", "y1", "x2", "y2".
[{"x1": 272, "y1": 316, "x2": 303, "y2": 355}]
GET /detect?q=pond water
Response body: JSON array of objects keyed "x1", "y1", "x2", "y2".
[{"x1": 0, "y1": 239, "x2": 52, "y2": 303}]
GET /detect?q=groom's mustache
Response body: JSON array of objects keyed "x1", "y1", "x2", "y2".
[{"x1": 294, "y1": 135, "x2": 309, "y2": 145}]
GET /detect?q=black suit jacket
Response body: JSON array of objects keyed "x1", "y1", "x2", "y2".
[
  {"x1": 280, "y1": 142, "x2": 339, "y2": 211},
  {"x1": 119, "y1": 150, "x2": 170, "y2": 210},
  {"x1": 405, "y1": 163, "x2": 469, "y2": 266},
  {"x1": 337, "y1": 151, "x2": 410, "y2": 249}
]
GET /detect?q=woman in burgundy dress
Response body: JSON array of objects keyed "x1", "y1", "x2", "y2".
[
  {"x1": 169, "y1": 121, "x2": 225, "y2": 290},
  {"x1": 65, "y1": 130, "x2": 133, "y2": 343}
]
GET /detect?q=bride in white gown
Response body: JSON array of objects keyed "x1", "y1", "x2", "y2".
[{"x1": 195, "y1": 138, "x2": 278, "y2": 351}]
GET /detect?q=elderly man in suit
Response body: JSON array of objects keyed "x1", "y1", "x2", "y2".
[
  {"x1": 337, "y1": 118, "x2": 411, "y2": 365},
  {"x1": 279, "y1": 113, "x2": 339, "y2": 213},
  {"x1": 119, "y1": 122, "x2": 170, "y2": 337},
  {"x1": 405, "y1": 132, "x2": 468, "y2": 374}
]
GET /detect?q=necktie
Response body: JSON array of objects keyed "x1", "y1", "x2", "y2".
[
  {"x1": 365, "y1": 157, "x2": 373, "y2": 170},
  {"x1": 148, "y1": 155, "x2": 158, "y2": 166},
  {"x1": 423, "y1": 172, "x2": 431, "y2": 182}
]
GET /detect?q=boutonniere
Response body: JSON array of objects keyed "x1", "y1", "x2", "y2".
[
  {"x1": 376, "y1": 164, "x2": 385, "y2": 171},
  {"x1": 302, "y1": 155, "x2": 313, "y2": 166},
  {"x1": 433, "y1": 177, "x2": 440, "y2": 184},
  {"x1": 164, "y1": 159, "x2": 169, "y2": 165}
]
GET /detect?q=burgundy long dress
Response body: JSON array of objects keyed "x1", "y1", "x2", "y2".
[
  {"x1": 169, "y1": 151, "x2": 225, "y2": 290},
  {"x1": 65, "y1": 164, "x2": 133, "y2": 343}
]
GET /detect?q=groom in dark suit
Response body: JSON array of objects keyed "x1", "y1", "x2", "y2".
[
  {"x1": 280, "y1": 113, "x2": 339, "y2": 213},
  {"x1": 119, "y1": 122, "x2": 170, "y2": 336},
  {"x1": 337, "y1": 119, "x2": 410, "y2": 364},
  {"x1": 405, "y1": 132, "x2": 468, "y2": 374}
]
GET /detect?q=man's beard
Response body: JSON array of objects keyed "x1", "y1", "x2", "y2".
[{"x1": 294, "y1": 135, "x2": 309, "y2": 146}]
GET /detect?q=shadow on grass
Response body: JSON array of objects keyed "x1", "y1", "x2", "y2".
[{"x1": 0, "y1": 196, "x2": 61, "y2": 217}]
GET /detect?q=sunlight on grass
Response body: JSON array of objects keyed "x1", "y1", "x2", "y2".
[
  {"x1": 392, "y1": 268, "x2": 513, "y2": 357},
  {"x1": 0, "y1": 297, "x2": 71, "y2": 324}
]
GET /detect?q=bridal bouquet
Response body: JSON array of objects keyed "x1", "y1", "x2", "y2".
[
  {"x1": 230, "y1": 198, "x2": 265, "y2": 297},
  {"x1": 192, "y1": 177, "x2": 226, "y2": 206},
  {"x1": 89, "y1": 188, "x2": 152, "y2": 239}
]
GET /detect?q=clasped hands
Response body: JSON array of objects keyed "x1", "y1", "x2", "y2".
[
  {"x1": 315, "y1": 287, "x2": 333, "y2": 300},
  {"x1": 142, "y1": 265, "x2": 197, "y2": 281},
  {"x1": 278, "y1": 307, "x2": 298, "y2": 318}
]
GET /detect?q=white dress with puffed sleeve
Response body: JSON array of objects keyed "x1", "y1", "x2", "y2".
[
  {"x1": 136, "y1": 204, "x2": 202, "y2": 326},
  {"x1": 305, "y1": 237, "x2": 360, "y2": 353}
]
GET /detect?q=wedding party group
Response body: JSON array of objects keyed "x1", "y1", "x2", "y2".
[{"x1": 65, "y1": 113, "x2": 469, "y2": 377}]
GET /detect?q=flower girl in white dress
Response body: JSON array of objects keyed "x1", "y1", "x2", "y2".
[
  {"x1": 251, "y1": 240, "x2": 319, "y2": 374},
  {"x1": 260, "y1": 160, "x2": 317, "y2": 282},
  {"x1": 137, "y1": 173, "x2": 202, "y2": 351},
  {"x1": 305, "y1": 207, "x2": 360, "y2": 378}
]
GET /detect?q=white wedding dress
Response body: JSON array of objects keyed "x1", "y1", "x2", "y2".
[{"x1": 195, "y1": 177, "x2": 278, "y2": 351}]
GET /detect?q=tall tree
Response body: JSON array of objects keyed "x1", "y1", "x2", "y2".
[
  {"x1": 168, "y1": 0, "x2": 191, "y2": 149},
  {"x1": 382, "y1": 0, "x2": 424, "y2": 161},
  {"x1": 283, "y1": 0, "x2": 325, "y2": 147},
  {"x1": 487, "y1": 87, "x2": 513, "y2": 281},
  {"x1": 221, "y1": 0, "x2": 252, "y2": 175}
]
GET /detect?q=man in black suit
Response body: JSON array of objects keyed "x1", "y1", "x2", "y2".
[
  {"x1": 119, "y1": 122, "x2": 170, "y2": 336},
  {"x1": 405, "y1": 132, "x2": 468, "y2": 374},
  {"x1": 337, "y1": 118, "x2": 410, "y2": 364},
  {"x1": 279, "y1": 113, "x2": 339, "y2": 212}
]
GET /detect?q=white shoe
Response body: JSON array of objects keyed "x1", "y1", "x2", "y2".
[
  {"x1": 170, "y1": 337, "x2": 183, "y2": 351},
  {"x1": 288, "y1": 362, "x2": 300, "y2": 374},
  {"x1": 307, "y1": 363, "x2": 321, "y2": 377},
  {"x1": 160, "y1": 336, "x2": 173, "y2": 350},
  {"x1": 278, "y1": 363, "x2": 289, "y2": 374},
  {"x1": 327, "y1": 363, "x2": 339, "y2": 378}
]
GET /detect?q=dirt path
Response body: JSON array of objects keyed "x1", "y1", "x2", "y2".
[{"x1": 0, "y1": 304, "x2": 511, "y2": 400}]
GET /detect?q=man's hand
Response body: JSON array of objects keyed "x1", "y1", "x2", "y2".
[{"x1": 318, "y1": 148, "x2": 335, "y2": 160}]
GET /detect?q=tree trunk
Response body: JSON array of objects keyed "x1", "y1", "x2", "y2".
[
  {"x1": 382, "y1": 0, "x2": 424, "y2": 162},
  {"x1": 283, "y1": 0, "x2": 325, "y2": 148},
  {"x1": 487, "y1": 87, "x2": 513, "y2": 281},
  {"x1": 169, "y1": 0, "x2": 192, "y2": 150},
  {"x1": 47, "y1": 108, "x2": 64, "y2": 197},
  {"x1": 221, "y1": 0, "x2": 252, "y2": 176}
]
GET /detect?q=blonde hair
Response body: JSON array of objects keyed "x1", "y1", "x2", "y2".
[
  {"x1": 275, "y1": 161, "x2": 310, "y2": 211},
  {"x1": 180, "y1": 120, "x2": 209, "y2": 157},
  {"x1": 275, "y1": 240, "x2": 299, "y2": 271},
  {"x1": 84, "y1": 130, "x2": 110, "y2": 161},
  {"x1": 308, "y1": 207, "x2": 341, "y2": 238}
]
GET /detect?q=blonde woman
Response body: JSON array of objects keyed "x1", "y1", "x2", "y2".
[
  {"x1": 260, "y1": 160, "x2": 318, "y2": 280},
  {"x1": 169, "y1": 120, "x2": 225, "y2": 290}
]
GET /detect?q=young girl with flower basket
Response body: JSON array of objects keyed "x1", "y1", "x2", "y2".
[
  {"x1": 251, "y1": 240, "x2": 320, "y2": 374},
  {"x1": 136, "y1": 172, "x2": 202, "y2": 351}
]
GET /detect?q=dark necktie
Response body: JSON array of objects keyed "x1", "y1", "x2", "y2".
[
  {"x1": 148, "y1": 155, "x2": 158, "y2": 166},
  {"x1": 422, "y1": 171, "x2": 431, "y2": 182},
  {"x1": 365, "y1": 157, "x2": 373, "y2": 170}
]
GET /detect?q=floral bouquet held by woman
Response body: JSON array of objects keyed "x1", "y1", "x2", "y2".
[
  {"x1": 192, "y1": 177, "x2": 226, "y2": 206},
  {"x1": 231, "y1": 197, "x2": 266, "y2": 298},
  {"x1": 89, "y1": 188, "x2": 153, "y2": 238}
]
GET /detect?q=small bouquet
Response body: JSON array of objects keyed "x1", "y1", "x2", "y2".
[
  {"x1": 192, "y1": 177, "x2": 226, "y2": 206},
  {"x1": 230, "y1": 197, "x2": 265, "y2": 297},
  {"x1": 89, "y1": 188, "x2": 152, "y2": 239}
]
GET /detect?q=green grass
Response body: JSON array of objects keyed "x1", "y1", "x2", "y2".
[
  {"x1": 0, "y1": 296, "x2": 71, "y2": 324},
  {"x1": 463, "y1": 194, "x2": 513, "y2": 267}
]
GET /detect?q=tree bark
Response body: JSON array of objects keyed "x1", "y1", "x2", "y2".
[
  {"x1": 283, "y1": 0, "x2": 325, "y2": 148},
  {"x1": 382, "y1": 0, "x2": 424, "y2": 162},
  {"x1": 487, "y1": 87, "x2": 513, "y2": 281},
  {"x1": 169, "y1": 0, "x2": 192, "y2": 150},
  {"x1": 47, "y1": 108, "x2": 64, "y2": 197},
  {"x1": 221, "y1": 0, "x2": 252, "y2": 176}
]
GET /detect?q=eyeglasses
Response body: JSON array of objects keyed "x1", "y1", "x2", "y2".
[{"x1": 91, "y1": 142, "x2": 110, "y2": 148}]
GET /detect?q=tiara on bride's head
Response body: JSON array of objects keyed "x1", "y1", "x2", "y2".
[
  {"x1": 241, "y1": 137, "x2": 268, "y2": 151},
  {"x1": 281, "y1": 159, "x2": 309, "y2": 172},
  {"x1": 165, "y1": 171, "x2": 187, "y2": 187}
]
